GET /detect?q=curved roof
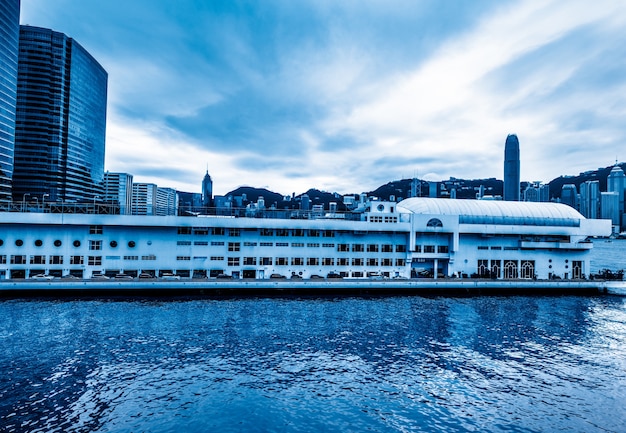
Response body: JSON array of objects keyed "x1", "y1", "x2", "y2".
[{"x1": 397, "y1": 197, "x2": 584, "y2": 222}]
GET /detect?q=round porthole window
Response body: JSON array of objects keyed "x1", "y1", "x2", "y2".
[
  {"x1": 377, "y1": 204, "x2": 385, "y2": 212},
  {"x1": 35, "y1": 239, "x2": 43, "y2": 247},
  {"x1": 128, "y1": 241, "x2": 136, "y2": 248},
  {"x1": 110, "y1": 240, "x2": 118, "y2": 248},
  {"x1": 54, "y1": 240, "x2": 62, "y2": 247},
  {"x1": 15, "y1": 239, "x2": 23, "y2": 247},
  {"x1": 73, "y1": 240, "x2": 81, "y2": 247},
  {"x1": 0, "y1": 239, "x2": 3, "y2": 246},
  {"x1": 147, "y1": 240, "x2": 152, "y2": 246}
]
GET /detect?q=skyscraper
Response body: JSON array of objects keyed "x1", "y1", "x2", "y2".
[
  {"x1": 504, "y1": 134, "x2": 520, "y2": 201},
  {"x1": 13, "y1": 26, "x2": 108, "y2": 203},
  {"x1": 132, "y1": 183, "x2": 158, "y2": 215},
  {"x1": 202, "y1": 170, "x2": 213, "y2": 208},
  {"x1": 0, "y1": 0, "x2": 20, "y2": 204},
  {"x1": 103, "y1": 172, "x2": 133, "y2": 215}
]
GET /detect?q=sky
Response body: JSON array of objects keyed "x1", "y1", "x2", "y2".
[{"x1": 20, "y1": 0, "x2": 626, "y2": 196}]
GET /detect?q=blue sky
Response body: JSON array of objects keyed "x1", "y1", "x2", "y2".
[{"x1": 20, "y1": 0, "x2": 626, "y2": 195}]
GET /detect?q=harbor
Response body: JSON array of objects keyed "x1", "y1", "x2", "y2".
[{"x1": 1, "y1": 277, "x2": 625, "y2": 297}]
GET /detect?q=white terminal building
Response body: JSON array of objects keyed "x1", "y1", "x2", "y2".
[{"x1": 0, "y1": 198, "x2": 611, "y2": 280}]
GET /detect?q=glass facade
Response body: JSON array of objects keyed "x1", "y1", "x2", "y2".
[
  {"x1": 0, "y1": 1, "x2": 20, "y2": 204},
  {"x1": 13, "y1": 25, "x2": 107, "y2": 203}
]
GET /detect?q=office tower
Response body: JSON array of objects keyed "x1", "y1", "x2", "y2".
[
  {"x1": 132, "y1": 183, "x2": 158, "y2": 215},
  {"x1": 503, "y1": 134, "x2": 520, "y2": 201},
  {"x1": 103, "y1": 172, "x2": 133, "y2": 215},
  {"x1": 523, "y1": 185, "x2": 539, "y2": 202},
  {"x1": 580, "y1": 180, "x2": 600, "y2": 219},
  {"x1": 538, "y1": 184, "x2": 550, "y2": 202},
  {"x1": 202, "y1": 170, "x2": 213, "y2": 208},
  {"x1": 601, "y1": 192, "x2": 620, "y2": 228},
  {"x1": 0, "y1": 0, "x2": 20, "y2": 204},
  {"x1": 13, "y1": 26, "x2": 108, "y2": 203},
  {"x1": 156, "y1": 187, "x2": 178, "y2": 216},
  {"x1": 607, "y1": 164, "x2": 625, "y2": 214},
  {"x1": 560, "y1": 184, "x2": 577, "y2": 209}
]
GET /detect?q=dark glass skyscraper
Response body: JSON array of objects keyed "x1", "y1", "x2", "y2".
[
  {"x1": 0, "y1": 0, "x2": 20, "y2": 204},
  {"x1": 13, "y1": 25, "x2": 107, "y2": 203},
  {"x1": 504, "y1": 134, "x2": 520, "y2": 201}
]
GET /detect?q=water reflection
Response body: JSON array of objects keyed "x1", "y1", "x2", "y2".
[{"x1": 1, "y1": 296, "x2": 625, "y2": 432}]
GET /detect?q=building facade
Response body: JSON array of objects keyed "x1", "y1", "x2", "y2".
[
  {"x1": 503, "y1": 134, "x2": 520, "y2": 201},
  {"x1": 132, "y1": 183, "x2": 158, "y2": 215},
  {"x1": 103, "y1": 172, "x2": 133, "y2": 215},
  {"x1": 12, "y1": 26, "x2": 107, "y2": 203},
  {"x1": 0, "y1": 198, "x2": 610, "y2": 280},
  {"x1": 156, "y1": 187, "x2": 178, "y2": 216},
  {"x1": 0, "y1": 0, "x2": 20, "y2": 204}
]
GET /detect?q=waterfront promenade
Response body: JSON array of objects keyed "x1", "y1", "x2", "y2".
[{"x1": 1, "y1": 278, "x2": 624, "y2": 297}]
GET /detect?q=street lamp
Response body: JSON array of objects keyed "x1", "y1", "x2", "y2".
[
  {"x1": 93, "y1": 195, "x2": 100, "y2": 214},
  {"x1": 42, "y1": 193, "x2": 49, "y2": 211},
  {"x1": 22, "y1": 193, "x2": 30, "y2": 211}
]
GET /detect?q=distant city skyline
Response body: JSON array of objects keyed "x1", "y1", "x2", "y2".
[{"x1": 20, "y1": 0, "x2": 626, "y2": 196}]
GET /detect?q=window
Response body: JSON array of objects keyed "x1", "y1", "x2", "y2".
[
  {"x1": 307, "y1": 243, "x2": 320, "y2": 248},
  {"x1": 110, "y1": 240, "x2": 118, "y2": 248},
  {"x1": 276, "y1": 257, "x2": 288, "y2": 266},
  {"x1": 73, "y1": 240, "x2": 81, "y2": 247},
  {"x1": 338, "y1": 244, "x2": 350, "y2": 252},
  {"x1": 426, "y1": 218, "x2": 443, "y2": 228},
  {"x1": 11, "y1": 255, "x2": 26, "y2": 264},
  {"x1": 30, "y1": 255, "x2": 46, "y2": 265},
  {"x1": 338, "y1": 258, "x2": 349, "y2": 266},
  {"x1": 89, "y1": 240, "x2": 102, "y2": 251},
  {"x1": 352, "y1": 271, "x2": 364, "y2": 278},
  {"x1": 367, "y1": 244, "x2": 379, "y2": 253},
  {"x1": 293, "y1": 229, "x2": 305, "y2": 237},
  {"x1": 210, "y1": 256, "x2": 225, "y2": 261},
  {"x1": 229, "y1": 228, "x2": 240, "y2": 237},
  {"x1": 367, "y1": 258, "x2": 379, "y2": 266},
  {"x1": 212, "y1": 227, "x2": 225, "y2": 236},
  {"x1": 322, "y1": 230, "x2": 334, "y2": 238},
  {"x1": 261, "y1": 257, "x2": 273, "y2": 266},
  {"x1": 291, "y1": 257, "x2": 304, "y2": 266},
  {"x1": 352, "y1": 244, "x2": 364, "y2": 252},
  {"x1": 142, "y1": 255, "x2": 157, "y2": 260},
  {"x1": 106, "y1": 256, "x2": 120, "y2": 260},
  {"x1": 34, "y1": 240, "x2": 43, "y2": 247},
  {"x1": 276, "y1": 229, "x2": 289, "y2": 237},
  {"x1": 438, "y1": 246, "x2": 449, "y2": 253},
  {"x1": 243, "y1": 257, "x2": 257, "y2": 265},
  {"x1": 381, "y1": 244, "x2": 393, "y2": 253},
  {"x1": 227, "y1": 257, "x2": 240, "y2": 266},
  {"x1": 50, "y1": 255, "x2": 63, "y2": 265},
  {"x1": 424, "y1": 245, "x2": 435, "y2": 253},
  {"x1": 228, "y1": 242, "x2": 241, "y2": 252},
  {"x1": 88, "y1": 256, "x2": 102, "y2": 266},
  {"x1": 292, "y1": 243, "x2": 304, "y2": 247},
  {"x1": 395, "y1": 259, "x2": 405, "y2": 266},
  {"x1": 352, "y1": 258, "x2": 363, "y2": 266},
  {"x1": 322, "y1": 258, "x2": 334, "y2": 266},
  {"x1": 322, "y1": 243, "x2": 334, "y2": 248},
  {"x1": 308, "y1": 230, "x2": 319, "y2": 237},
  {"x1": 0, "y1": 255, "x2": 5, "y2": 264},
  {"x1": 128, "y1": 241, "x2": 136, "y2": 248},
  {"x1": 54, "y1": 240, "x2": 62, "y2": 247},
  {"x1": 177, "y1": 256, "x2": 191, "y2": 261},
  {"x1": 414, "y1": 245, "x2": 422, "y2": 253},
  {"x1": 260, "y1": 242, "x2": 273, "y2": 247},
  {"x1": 381, "y1": 258, "x2": 392, "y2": 266},
  {"x1": 177, "y1": 240, "x2": 192, "y2": 246},
  {"x1": 70, "y1": 256, "x2": 83, "y2": 265},
  {"x1": 211, "y1": 241, "x2": 225, "y2": 246},
  {"x1": 177, "y1": 227, "x2": 192, "y2": 235},
  {"x1": 260, "y1": 229, "x2": 273, "y2": 237},
  {"x1": 124, "y1": 256, "x2": 138, "y2": 260},
  {"x1": 396, "y1": 245, "x2": 406, "y2": 253},
  {"x1": 90, "y1": 225, "x2": 103, "y2": 234},
  {"x1": 193, "y1": 228, "x2": 209, "y2": 235},
  {"x1": 307, "y1": 258, "x2": 319, "y2": 266},
  {"x1": 276, "y1": 242, "x2": 289, "y2": 247},
  {"x1": 244, "y1": 242, "x2": 258, "y2": 247}
]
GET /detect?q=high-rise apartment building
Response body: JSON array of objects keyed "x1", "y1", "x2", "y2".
[
  {"x1": 0, "y1": 0, "x2": 20, "y2": 204},
  {"x1": 156, "y1": 187, "x2": 178, "y2": 216},
  {"x1": 580, "y1": 180, "x2": 600, "y2": 219},
  {"x1": 103, "y1": 172, "x2": 133, "y2": 215},
  {"x1": 13, "y1": 26, "x2": 107, "y2": 203},
  {"x1": 560, "y1": 184, "x2": 578, "y2": 209},
  {"x1": 132, "y1": 183, "x2": 158, "y2": 215},
  {"x1": 503, "y1": 134, "x2": 520, "y2": 201}
]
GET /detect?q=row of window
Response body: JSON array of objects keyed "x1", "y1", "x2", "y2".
[
  {"x1": 177, "y1": 241, "x2": 408, "y2": 252},
  {"x1": 0, "y1": 239, "x2": 137, "y2": 249},
  {"x1": 221, "y1": 257, "x2": 406, "y2": 267},
  {"x1": 177, "y1": 227, "x2": 340, "y2": 238},
  {"x1": 414, "y1": 245, "x2": 449, "y2": 253},
  {"x1": 1, "y1": 254, "x2": 157, "y2": 265},
  {"x1": 477, "y1": 246, "x2": 518, "y2": 251}
]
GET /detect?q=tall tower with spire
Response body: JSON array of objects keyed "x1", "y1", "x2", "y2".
[
  {"x1": 504, "y1": 134, "x2": 520, "y2": 201},
  {"x1": 202, "y1": 170, "x2": 213, "y2": 208}
]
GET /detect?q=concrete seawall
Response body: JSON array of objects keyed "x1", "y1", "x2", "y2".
[{"x1": 1, "y1": 279, "x2": 625, "y2": 298}]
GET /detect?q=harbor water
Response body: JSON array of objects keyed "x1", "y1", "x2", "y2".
[{"x1": 0, "y1": 240, "x2": 625, "y2": 432}]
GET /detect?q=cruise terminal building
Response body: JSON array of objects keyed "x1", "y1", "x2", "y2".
[{"x1": 0, "y1": 198, "x2": 612, "y2": 280}]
